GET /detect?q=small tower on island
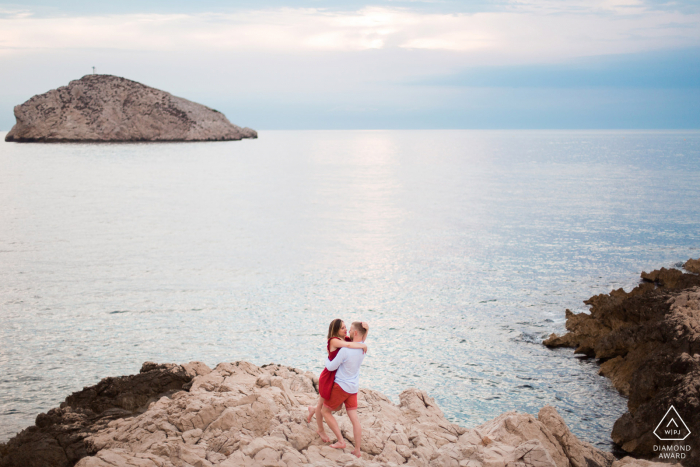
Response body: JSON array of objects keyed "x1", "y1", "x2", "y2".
[{"x1": 92, "y1": 66, "x2": 95, "y2": 75}]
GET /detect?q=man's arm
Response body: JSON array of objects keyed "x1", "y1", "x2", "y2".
[{"x1": 326, "y1": 348, "x2": 347, "y2": 371}]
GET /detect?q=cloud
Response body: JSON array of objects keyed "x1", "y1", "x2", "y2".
[
  {"x1": 0, "y1": 2, "x2": 698, "y2": 130},
  {"x1": 0, "y1": 5, "x2": 697, "y2": 64}
]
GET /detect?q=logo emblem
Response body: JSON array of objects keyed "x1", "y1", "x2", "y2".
[{"x1": 654, "y1": 406, "x2": 691, "y2": 441}]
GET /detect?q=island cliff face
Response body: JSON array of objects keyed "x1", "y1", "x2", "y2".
[
  {"x1": 4, "y1": 75, "x2": 257, "y2": 142},
  {"x1": 0, "y1": 361, "x2": 665, "y2": 467},
  {"x1": 544, "y1": 259, "x2": 700, "y2": 467}
]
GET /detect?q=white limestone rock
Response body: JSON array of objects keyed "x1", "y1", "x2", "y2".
[
  {"x1": 73, "y1": 361, "x2": 623, "y2": 467},
  {"x1": 5, "y1": 75, "x2": 257, "y2": 142}
]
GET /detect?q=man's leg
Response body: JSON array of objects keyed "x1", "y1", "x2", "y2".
[
  {"x1": 321, "y1": 405, "x2": 346, "y2": 449},
  {"x1": 346, "y1": 408, "x2": 362, "y2": 458}
]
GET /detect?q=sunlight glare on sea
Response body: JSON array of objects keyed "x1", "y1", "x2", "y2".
[{"x1": 1, "y1": 130, "x2": 699, "y2": 448}]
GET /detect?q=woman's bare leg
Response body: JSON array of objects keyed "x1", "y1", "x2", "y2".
[
  {"x1": 310, "y1": 398, "x2": 330, "y2": 442},
  {"x1": 306, "y1": 401, "x2": 317, "y2": 424},
  {"x1": 307, "y1": 397, "x2": 324, "y2": 423},
  {"x1": 316, "y1": 400, "x2": 330, "y2": 442}
]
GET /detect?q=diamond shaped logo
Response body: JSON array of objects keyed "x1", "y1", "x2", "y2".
[{"x1": 654, "y1": 406, "x2": 691, "y2": 441}]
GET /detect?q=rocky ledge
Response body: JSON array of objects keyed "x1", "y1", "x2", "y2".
[
  {"x1": 544, "y1": 259, "x2": 700, "y2": 466},
  {"x1": 0, "y1": 361, "x2": 668, "y2": 467},
  {"x1": 5, "y1": 75, "x2": 256, "y2": 142}
]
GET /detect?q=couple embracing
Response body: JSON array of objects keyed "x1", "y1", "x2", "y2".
[{"x1": 307, "y1": 319, "x2": 369, "y2": 458}]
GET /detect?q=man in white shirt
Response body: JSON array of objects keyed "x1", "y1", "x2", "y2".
[{"x1": 321, "y1": 321, "x2": 369, "y2": 458}]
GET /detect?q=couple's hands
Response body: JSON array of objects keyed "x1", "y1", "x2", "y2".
[{"x1": 359, "y1": 343, "x2": 368, "y2": 354}]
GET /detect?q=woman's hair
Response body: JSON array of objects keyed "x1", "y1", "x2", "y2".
[{"x1": 327, "y1": 319, "x2": 344, "y2": 339}]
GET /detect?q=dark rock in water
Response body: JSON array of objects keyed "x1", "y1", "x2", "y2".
[
  {"x1": 0, "y1": 362, "x2": 209, "y2": 467},
  {"x1": 4, "y1": 75, "x2": 257, "y2": 142},
  {"x1": 639, "y1": 267, "x2": 700, "y2": 290},
  {"x1": 544, "y1": 261, "x2": 700, "y2": 466}
]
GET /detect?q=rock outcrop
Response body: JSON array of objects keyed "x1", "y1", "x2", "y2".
[
  {"x1": 5, "y1": 75, "x2": 257, "y2": 142},
  {"x1": 0, "y1": 362, "x2": 206, "y2": 467},
  {"x1": 1, "y1": 360, "x2": 667, "y2": 467},
  {"x1": 684, "y1": 259, "x2": 700, "y2": 274},
  {"x1": 544, "y1": 260, "x2": 700, "y2": 466}
]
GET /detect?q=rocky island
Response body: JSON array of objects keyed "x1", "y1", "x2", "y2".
[
  {"x1": 4, "y1": 75, "x2": 257, "y2": 142},
  {"x1": 0, "y1": 361, "x2": 668, "y2": 467},
  {"x1": 545, "y1": 259, "x2": 700, "y2": 466}
]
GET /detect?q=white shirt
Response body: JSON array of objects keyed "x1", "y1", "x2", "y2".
[{"x1": 325, "y1": 345, "x2": 366, "y2": 394}]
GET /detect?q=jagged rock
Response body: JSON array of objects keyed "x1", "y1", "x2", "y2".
[
  {"x1": 0, "y1": 362, "x2": 209, "y2": 467},
  {"x1": 4, "y1": 75, "x2": 257, "y2": 142},
  {"x1": 639, "y1": 268, "x2": 700, "y2": 290},
  {"x1": 537, "y1": 406, "x2": 613, "y2": 467},
  {"x1": 2, "y1": 361, "x2": 624, "y2": 467},
  {"x1": 543, "y1": 263, "x2": 700, "y2": 466},
  {"x1": 684, "y1": 259, "x2": 700, "y2": 274}
]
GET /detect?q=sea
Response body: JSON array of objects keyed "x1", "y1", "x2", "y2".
[{"x1": 1, "y1": 130, "x2": 699, "y2": 449}]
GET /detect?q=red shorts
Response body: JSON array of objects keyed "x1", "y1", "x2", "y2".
[{"x1": 323, "y1": 383, "x2": 358, "y2": 411}]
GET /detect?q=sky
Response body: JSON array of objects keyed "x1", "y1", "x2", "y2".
[{"x1": 0, "y1": 0, "x2": 699, "y2": 129}]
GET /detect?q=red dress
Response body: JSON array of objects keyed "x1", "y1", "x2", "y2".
[{"x1": 318, "y1": 336, "x2": 351, "y2": 400}]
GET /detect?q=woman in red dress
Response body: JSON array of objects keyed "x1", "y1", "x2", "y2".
[{"x1": 307, "y1": 319, "x2": 367, "y2": 442}]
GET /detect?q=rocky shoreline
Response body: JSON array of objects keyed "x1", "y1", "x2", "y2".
[
  {"x1": 0, "y1": 361, "x2": 671, "y2": 467},
  {"x1": 5, "y1": 75, "x2": 257, "y2": 142},
  {"x1": 2, "y1": 261, "x2": 697, "y2": 467},
  {"x1": 545, "y1": 259, "x2": 700, "y2": 467}
]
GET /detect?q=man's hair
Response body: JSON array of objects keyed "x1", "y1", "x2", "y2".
[{"x1": 351, "y1": 321, "x2": 367, "y2": 338}]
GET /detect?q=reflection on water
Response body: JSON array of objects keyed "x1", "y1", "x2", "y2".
[{"x1": 1, "y1": 130, "x2": 699, "y2": 448}]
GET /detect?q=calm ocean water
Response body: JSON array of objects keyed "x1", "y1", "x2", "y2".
[{"x1": 1, "y1": 130, "x2": 699, "y2": 448}]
